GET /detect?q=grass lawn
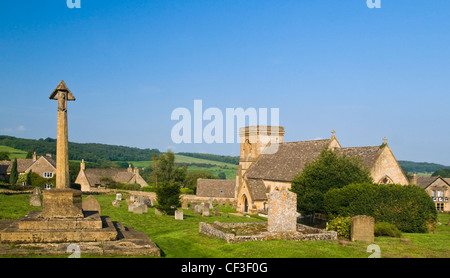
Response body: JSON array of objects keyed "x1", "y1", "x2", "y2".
[{"x1": 0, "y1": 193, "x2": 449, "y2": 258}]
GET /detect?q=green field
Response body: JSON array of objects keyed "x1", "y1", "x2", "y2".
[
  {"x1": 123, "y1": 154, "x2": 238, "y2": 180},
  {"x1": 0, "y1": 193, "x2": 449, "y2": 258},
  {"x1": 0, "y1": 146, "x2": 28, "y2": 159}
]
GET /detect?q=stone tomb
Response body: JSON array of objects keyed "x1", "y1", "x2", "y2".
[{"x1": 199, "y1": 190, "x2": 337, "y2": 243}]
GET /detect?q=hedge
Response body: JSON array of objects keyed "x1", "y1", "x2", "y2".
[{"x1": 324, "y1": 183, "x2": 437, "y2": 233}]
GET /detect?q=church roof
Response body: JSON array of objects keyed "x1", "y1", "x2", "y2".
[
  {"x1": 245, "y1": 139, "x2": 333, "y2": 182},
  {"x1": 246, "y1": 179, "x2": 267, "y2": 201},
  {"x1": 196, "y1": 179, "x2": 235, "y2": 198},
  {"x1": 334, "y1": 145, "x2": 383, "y2": 170}
]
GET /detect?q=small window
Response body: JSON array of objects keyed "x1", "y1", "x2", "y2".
[
  {"x1": 44, "y1": 184, "x2": 52, "y2": 190},
  {"x1": 43, "y1": 172, "x2": 53, "y2": 178}
]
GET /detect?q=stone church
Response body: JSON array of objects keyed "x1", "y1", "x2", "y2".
[{"x1": 234, "y1": 126, "x2": 409, "y2": 214}]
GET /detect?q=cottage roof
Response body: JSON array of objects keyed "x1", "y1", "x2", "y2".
[
  {"x1": 245, "y1": 139, "x2": 332, "y2": 182},
  {"x1": 83, "y1": 168, "x2": 135, "y2": 185},
  {"x1": 196, "y1": 179, "x2": 235, "y2": 198},
  {"x1": 416, "y1": 176, "x2": 438, "y2": 189}
]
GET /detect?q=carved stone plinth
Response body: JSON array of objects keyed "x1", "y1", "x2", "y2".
[{"x1": 41, "y1": 189, "x2": 84, "y2": 219}]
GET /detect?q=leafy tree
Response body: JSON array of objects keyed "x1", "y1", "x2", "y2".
[
  {"x1": 185, "y1": 170, "x2": 218, "y2": 193},
  {"x1": 26, "y1": 151, "x2": 33, "y2": 159},
  {"x1": 291, "y1": 149, "x2": 373, "y2": 215},
  {"x1": 9, "y1": 158, "x2": 18, "y2": 185},
  {"x1": 324, "y1": 183, "x2": 437, "y2": 233},
  {"x1": 218, "y1": 172, "x2": 227, "y2": 180},
  {"x1": 152, "y1": 151, "x2": 186, "y2": 185},
  {"x1": 155, "y1": 181, "x2": 181, "y2": 215},
  {"x1": 431, "y1": 168, "x2": 450, "y2": 178},
  {"x1": 0, "y1": 151, "x2": 10, "y2": 161}
]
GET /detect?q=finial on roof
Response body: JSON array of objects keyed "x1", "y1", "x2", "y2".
[
  {"x1": 331, "y1": 130, "x2": 336, "y2": 137},
  {"x1": 383, "y1": 137, "x2": 388, "y2": 144}
]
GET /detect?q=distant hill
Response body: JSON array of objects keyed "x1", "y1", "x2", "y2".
[
  {"x1": 398, "y1": 160, "x2": 450, "y2": 174},
  {"x1": 2, "y1": 135, "x2": 448, "y2": 176},
  {"x1": 0, "y1": 135, "x2": 160, "y2": 163}
]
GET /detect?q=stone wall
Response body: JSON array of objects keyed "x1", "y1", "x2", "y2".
[{"x1": 199, "y1": 221, "x2": 337, "y2": 243}]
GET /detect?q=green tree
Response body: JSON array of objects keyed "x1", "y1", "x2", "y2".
[
  {"x1": 218, "y1": 172, "x2": 227, "y2": 180},
  {"x1": 0, "y1": 151, "x2": 10, "y2": 161},
  {"x1": 431, "y1": 168, "x2": 450, "y2": 178},
  {"x1": 155, "y1": 181, "x2": 181, "y2": 215},
  {"x1": 9, "y1": 158, "x2": 18, "y2": 185},
  {"x1": 185, "y1": 170, "x2": 218, "y2": 193},
  {"x1": 291, "y1": 149, "x2": 373, "y2": 215}
]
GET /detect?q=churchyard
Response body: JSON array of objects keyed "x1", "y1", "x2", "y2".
[{"x1": 0, "y1": 192, "x2": 448, "y2": 258}]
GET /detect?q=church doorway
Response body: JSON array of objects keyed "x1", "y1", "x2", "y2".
[{"x1": 242, "y1": 195, "x2": 248, "y2": 213}]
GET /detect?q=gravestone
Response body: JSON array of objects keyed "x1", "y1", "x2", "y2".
[
  {"x1": 144, "y1": 198, "x2": 153, "y2": 207},
  {"x1": 267, "y1": 190, "x2": 297, "y2": 234},
  {"x1": 116, "y1": 193, "x2": 122, "y2": 201},
  {"x1": 214, "y1": 208, "x2": 221, "y2": 216},
  {"x1": 175, "y1": 210, "x2": 183, "y2": 220},
  {"x1": 155, "y1": 208, "x2": 162, "y2": 216},
  {"x1": 351, "y1": 215, "x2": 374, "y2": 242},
  {"x1": 133, "y1": 204, "x2": 147, "y2": 214},
  {"x1": 202, "y1": 207, "x2": 210, "y2": 217},
  {"x1": 29, "y1": 187, "x2": 42, "y2": 207},
  {"x1": 82, "y1": 195, "x2": 101, "y2": 215},
  {"x1": 194, "y1": 205, "x2": 202, "y2": 215},
  {"x1": 112, "y1": 200, "x2": 120, "y2": 207},
  {"x1": 182, "y1": 199, "x2": 189, "y2": 209}
]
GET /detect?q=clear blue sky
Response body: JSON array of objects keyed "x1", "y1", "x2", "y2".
[{"x1": 0, "y1": 0, "x2": 449, "y2": 165}]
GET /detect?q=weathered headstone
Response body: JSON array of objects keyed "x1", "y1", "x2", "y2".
[
  {"x1": 82, "y1": 195, "x2": 101, "y2": 215},
  {"x1": 182, "y1": 199, "x2": 189, "y2": 209},
  {"x1": 267, "y1": 190, "x2": 297, "y2": 234},
  {"x1": 350, "y1": 215, "x2": 374, "y2": 242},
  {"x1": 175, "y1": 210, "x2": 183, "y2": 220},
  {"x1": 202, "y1": 207, "x2": 210, "y2": 217},
  {"x1": 214, "y1": 208, "x2": 221, "y2": 216},
  {"x1": 133, "y1": 204, "x2": 147, "y2": 214},
  {"x1": 144, "y1": 198, "x2": 153, "y2": 207},
  {"x1": 155, "y1": 208, "x2": 162, "y2": 216},
  {"x1": 115, "y1": 193, "x2": 122, "y2": 201},
  {"x1": 112, "y1": 200, "x2": 120, "y2": 207},
  {"x1": 29, "y1": 187, "x2": 42, "y2": 207},
  {"x1": 194, "y1": 205, "x2": 202, "y2": 215}
]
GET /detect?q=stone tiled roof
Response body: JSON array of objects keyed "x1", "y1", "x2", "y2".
[
  {"x1": 246, "y1": 179, "x2": 267, "y2": 201},
  {"x1": 335, "y1": 146, "x2": 383, "y2": 169},
  {"x1": 416, "y1": 176, "x2": 438, "y2": 189},
  {"x1": 84, "y1": 168, "x2": 135, "y2": 185},
  {"x1": 196, "y1": 179, "x2": 236, "y2": 198},
  {"x1": 245, "y1": 139, "x2": 332, "y2": 182}
]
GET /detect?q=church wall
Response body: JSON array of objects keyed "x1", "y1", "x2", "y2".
[{"x1": 371, "y1": 146, "x2": 409, "y2": 185}]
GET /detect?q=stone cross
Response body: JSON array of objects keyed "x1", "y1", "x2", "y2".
[{"x1": 49, "y1": 80, "x2": 75, "y2": 189}]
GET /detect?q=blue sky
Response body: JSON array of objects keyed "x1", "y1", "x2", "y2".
[{"x1": 0, "y1": 0, "x2": 449, "y2": 165}]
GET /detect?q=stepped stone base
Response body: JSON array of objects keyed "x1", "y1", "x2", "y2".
[{"x1": 0, "y1": 211, "x2": 117, "y2": 244}]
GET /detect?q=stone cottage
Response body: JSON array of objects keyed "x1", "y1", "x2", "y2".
[
  {"x1": 75, "y1": 160, "x2": 149, "y2": 192},
  {"x1": 412, "y1": 175, "x2": 449, "y2": 213},
  {"x1": 0, "y1": 152, "x2": 56, "y2": 185}
]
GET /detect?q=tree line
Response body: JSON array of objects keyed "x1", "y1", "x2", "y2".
[{"x1": 0, "y1": 135, "x2": 160, "y2": 163}]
